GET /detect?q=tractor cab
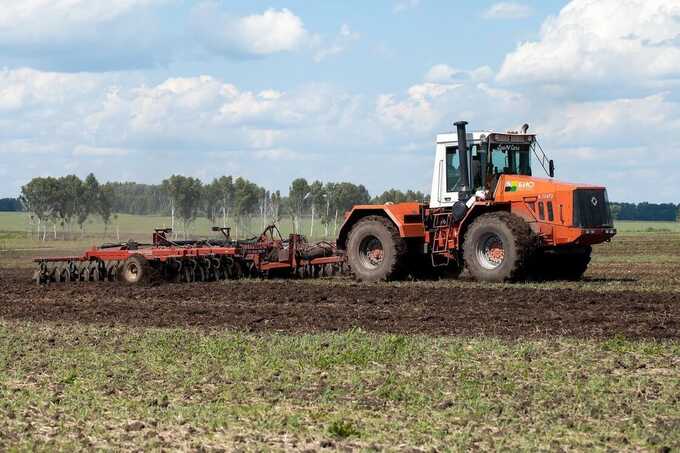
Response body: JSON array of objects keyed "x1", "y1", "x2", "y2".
[{"x1": 430, "y1": 122, "x2": 553, "y2": 209}]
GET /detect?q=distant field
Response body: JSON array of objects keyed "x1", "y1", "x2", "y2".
[
  {"x1": 0, "y1": 212, "x2": 335, "y2": 249},
  {"x1": 614, "y1": 220, "x2": 680, "y2": 233},
  {"x1": 0, "y1": 211, "x2": 678, "y2": 247}
]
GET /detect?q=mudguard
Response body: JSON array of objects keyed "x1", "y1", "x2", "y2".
[{"x1": 336, "y1": 202, "x2": 426, "y2": 249}]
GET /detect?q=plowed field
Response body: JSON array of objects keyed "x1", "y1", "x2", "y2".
[{"x1": 1, "y1": 268, "x2": 678, "y2": 339}]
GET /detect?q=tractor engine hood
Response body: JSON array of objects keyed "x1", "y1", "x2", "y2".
[{"x1": 493, "y1": 174, "x2": 614, "y2": 230}]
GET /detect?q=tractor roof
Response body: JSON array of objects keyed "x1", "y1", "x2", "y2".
[{"x1": 436, "y1": 131, "x2": 536, "y2": 145}]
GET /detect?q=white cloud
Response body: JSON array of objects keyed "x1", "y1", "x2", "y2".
[
  {"x1": 2, "y1": 0, "x2": 680, "y2": 203},
  {"x1": 539, "y1": 94, "x2": 679, "y2": 146},
  {"x1": 192, "y1": 5, "x2": 308, "y2": 57},
  {"x1": 0, "y1": 0, "x2": 165, "y2": 29},
  {"x1": 0, "y1": 0, "x2": 171, "y2": 71},
  {"x1": 0, "y1": 2, "x2": 351, "y2": 70},
  {"x1": 470, "y1": 66, "x2": 495, "y2": 82},
  {"x1": 424, "y1": 64, "x2": 494, "y2": 83},
  {"x1": 0, "y1": 69, "x2": 382, "y2": 197},
  {"x1": 0, "y1": 68, "x2": 101, "y2": 111},
  {"x1": 0, "y1": 69, "x2": 365, "y2": 192},
  {"x1": 376, "y1": 76, "x2": 533, "y2": 136},
  {"x1": 424, "y1": 65, "x2": 463, "y2": 83},
  {"x1": 497, "y1": 0, "x2": 680, "y2": 86},
  {"x1": 253, "y1": 148, "x2": 305, "y2": 161},
  {"x1": 483, "y1": 2, "x2": 532, "y2": 20},
  {"x1": 314, "y1": 24, "x2": 360, "y2": 62},
  {"x1": 394, "y1": 0, "x2": 421, "y2": 14},
  {"x1": 73, "y1": 145, "x2": 130, "y2": 157}
]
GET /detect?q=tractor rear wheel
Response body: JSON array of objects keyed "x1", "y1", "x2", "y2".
[
  {"x1": 347, "y1": 215, "x2": 407, "y2": 282},
  {"x1": 463, "y1": 212, "x2": 537, "y2": 282},
  {"x1": 120, "y1": 255, "x2": 153, "y2": 285}
]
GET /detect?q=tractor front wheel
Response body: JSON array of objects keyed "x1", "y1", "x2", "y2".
[
  {"x1": 347, "y1": 216, "x2": 407, "y2": 282},
  {"x1": 463, "y1": 212, "x2": 537, "y2": 282}
]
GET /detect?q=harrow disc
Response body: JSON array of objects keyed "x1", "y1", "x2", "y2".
[
  {"x1": 107, "y1": 263, "x2": 119, "y2": 282},
  {"x1": 58, "y1": 266, "x2": 70, "y2": 283},
  {"x1": 183, "y1": 267, "x2": 193, "y2": 283}
]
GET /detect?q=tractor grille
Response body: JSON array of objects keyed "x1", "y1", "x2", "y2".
[{"x1": 573, "y1": 189, "x2": 613, "y2": 228}]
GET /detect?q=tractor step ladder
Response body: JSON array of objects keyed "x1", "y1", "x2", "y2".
[{"x1": 431, "y1": 212, "x2": 453, "y2": 267}]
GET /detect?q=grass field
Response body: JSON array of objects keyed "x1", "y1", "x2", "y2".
[
  {"x1": 0, "y1": 215, "x2": 679, "y2": 450},
  {"x1": 1, "y1": 325, "x2": 678, "y2": 451}
]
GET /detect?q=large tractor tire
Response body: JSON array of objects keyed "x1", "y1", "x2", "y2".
[
  {"x1": 463, "y1": 212, "x2": 537, "y2": 283},
  {"x1": 346, "y1": 215, "x2": 408, "y2": 282},
  {"x1": 532, "y1": 246, "x2": 592, "y2": 281},
  {"x1": 120, "y1": 254, "x2": 156, "y2": 285}
]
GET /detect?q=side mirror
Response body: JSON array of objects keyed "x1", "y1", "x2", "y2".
[{"x1": 549, "y1": 160, "x2": 555, "y2": 178}]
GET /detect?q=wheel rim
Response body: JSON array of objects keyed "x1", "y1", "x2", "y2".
[
  {"x1": 125, "y1": 262, "x2": 140, "y2": 282},
  {"x1": 358, "y1": 235, "x2": 384, "y2": 269},
  {"x1": 476, "y1": 233, "x2": 505, "y2": 270}
]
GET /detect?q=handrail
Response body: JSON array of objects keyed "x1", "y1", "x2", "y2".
[{"x1": 531, "y1": 139, "x2": 553, "y2": 177}]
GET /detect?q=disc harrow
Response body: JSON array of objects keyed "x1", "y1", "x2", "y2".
[{"x1": 33, "y1": 225, "x2": 346, "y2": 285}]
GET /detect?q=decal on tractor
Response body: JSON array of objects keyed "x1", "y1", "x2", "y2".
[{"x1": 505, "y1": 181, "x2": 535, "y2": 192}]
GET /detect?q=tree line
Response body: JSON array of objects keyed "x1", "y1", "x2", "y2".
[
  {"x1": 0, "y1": 198, "x2": 23, "y2": 212},
  {"x1": 13, "y1": 175, "x2": 678, "y2": 241},
  {"x1": 17, "y1": 174, "x2": 428, "y2": 240},
  {"x1": 609, "y1": 202, "x2": 678, "y2": 222}
]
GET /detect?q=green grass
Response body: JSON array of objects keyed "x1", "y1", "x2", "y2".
[
  {"x1": 615, "y1": 220, "x2": 680, "y2": 233},
  {"x1": 0, "y1": 323, "x2": 678, "y2": 451}
]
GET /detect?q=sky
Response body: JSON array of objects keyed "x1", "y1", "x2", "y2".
[{"x1": 1, "y1": 0, "x2": 679, "y2": 202}]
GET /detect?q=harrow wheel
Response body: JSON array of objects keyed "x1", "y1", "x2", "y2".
[{"x1": 120, "y1": 255, "x2": 152, "y2": 286}]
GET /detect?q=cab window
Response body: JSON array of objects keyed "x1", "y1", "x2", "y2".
[
  {"x1": 490, "y1": 143, "x2": 532, "y2": 177},
  {"x1": 445, "y1": 145, "x2": 480, "y2": 192},
  {"x1": 445, "y1": 146, "x2": 460, "y2": 192}
]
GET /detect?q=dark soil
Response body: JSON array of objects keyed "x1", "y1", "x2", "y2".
[{"x1": 1, "y1": 268, "x2": 678, "y2": 339}]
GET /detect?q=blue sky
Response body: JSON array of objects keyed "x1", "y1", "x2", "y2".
[{"x1": 1, "y1": 0, "x2": 679, "y2": 202}]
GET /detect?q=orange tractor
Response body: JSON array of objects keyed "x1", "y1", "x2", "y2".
[
  {"x1": 34, "y1": 120, "x2": 615, "y2": 285},
  {"x1": 337, "y1": 121, "x2": 616, "y2": 282}
]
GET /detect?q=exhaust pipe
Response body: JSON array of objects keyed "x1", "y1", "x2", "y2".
[{"x1": 454, "y1": 121, "x2": 471, "y2": 198}]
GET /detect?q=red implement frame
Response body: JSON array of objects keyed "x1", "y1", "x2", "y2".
[{"x1": 33, "y1": 225, "x2": 345, "y2": 284}]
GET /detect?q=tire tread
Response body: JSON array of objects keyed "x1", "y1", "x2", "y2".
[
  {"x1": 347, "y1": 215, "x2": 408, "y2": 282},
  {"x1": 463, "y1": 211, "x2": 538, "y2": 282}
]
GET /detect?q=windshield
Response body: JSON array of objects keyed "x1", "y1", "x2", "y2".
[{"x1": 489, "y1": 143, "x2": 532, "y2": 176}]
